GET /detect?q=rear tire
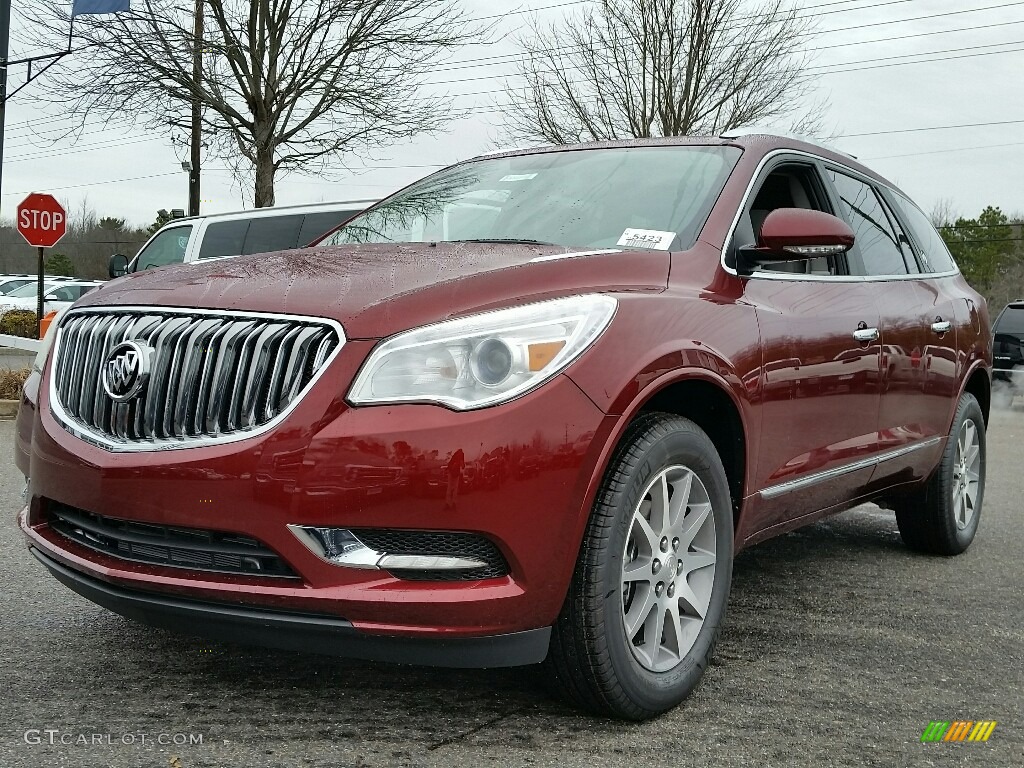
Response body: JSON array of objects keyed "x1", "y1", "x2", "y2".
[
  {"x1": 543, "y1": 412, "x2": 733, "y2": 720},
  {"x1": 895, "y1": 392, "x2": 985, "y2": 555}
]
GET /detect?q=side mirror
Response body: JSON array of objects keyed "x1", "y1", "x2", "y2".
[
  {"x1": 108, "y1": 253, "x2": 129, "y2": 279},
  {"x1": 740, "y1": 208, "x2": 855, "y2": 274}
]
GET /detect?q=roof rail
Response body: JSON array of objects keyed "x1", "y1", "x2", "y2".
[{"x1": 719, "y1": 127, "x2": 858, "y2": 160}]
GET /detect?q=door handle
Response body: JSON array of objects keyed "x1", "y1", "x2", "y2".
[
  {"x1": 931, "y1": 320, "x2": 952, "y2": 334},
  {"x1": 853, "y1": 327, "x2": 879, "y2": 343}
]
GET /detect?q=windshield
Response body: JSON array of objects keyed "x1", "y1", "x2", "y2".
[
  {"x1": 320, "y1": 146, "x2": 740, "y2": 251},
  {"x1": 7, "y1": 282, "x2": 55, "y2": 298}
]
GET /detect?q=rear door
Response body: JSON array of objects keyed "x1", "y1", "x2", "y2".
[{"x1": 826, "y1": 169, "x2": 957, "y2": 484}]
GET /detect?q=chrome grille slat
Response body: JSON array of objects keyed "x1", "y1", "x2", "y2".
[
  {"x1": 143, "y1": 317, "x2": 191, "y2": 439},
  {"x1": 173, "y1": 319, "x2": 222, "y2": 437},
  {"x1": 263, "y1": 326, "x2": 303, "y2": 422},
  {"x1": 242, "y1": 324, "x2": 290, "y2": 428},
  {"x1": 50, "y1": 308, "x2": 343, "y2": 451},
  {"x1": 92, "y1": 316, "x2": 133, "y2": 425},
  {"x1": 77, "y1": 316, "x2": 113, "y2": 418},
  {"x1": 205, "y1": 321, "x2": 256, "y2": 435}
]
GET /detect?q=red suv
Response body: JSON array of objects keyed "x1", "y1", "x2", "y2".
[{"x1": 17, "y1": 134, "x2": 990, "y2": 719}]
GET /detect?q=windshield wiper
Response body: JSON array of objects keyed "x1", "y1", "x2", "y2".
[{"x1": 450, "y1": 238, "x2": 556, "y2": 246}]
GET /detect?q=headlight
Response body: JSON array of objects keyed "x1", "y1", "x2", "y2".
[
  {"x1": 348, "y1": 294, "x2": 617, "y2": 410},
  {"x1": 32, "y1": 309, "x2": 64, "y2": 374}
]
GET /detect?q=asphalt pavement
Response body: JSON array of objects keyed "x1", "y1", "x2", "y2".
[{"x1": 1, "y1": 408, "x2": 1021, "y2": 768}]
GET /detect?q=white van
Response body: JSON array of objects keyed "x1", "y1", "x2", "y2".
[{"x1": 110, "y1": 199, "x2": 377, "y2": 276}]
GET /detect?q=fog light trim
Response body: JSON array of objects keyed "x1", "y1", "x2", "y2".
[{"x1": 288, "y1": 526, "x2": 488, "y2": 571}]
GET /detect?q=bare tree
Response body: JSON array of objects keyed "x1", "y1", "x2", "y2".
[
  {"x1": 502, "y1": 0, "x2": 824, "y2": 145},
  {"x1": 929, "y1": 198, "x2": 958, "y2": 229},
  {"x1": 22, "y1": 0, "x2": 479, "y2": 206}
]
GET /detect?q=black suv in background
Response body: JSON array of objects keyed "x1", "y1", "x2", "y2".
[{"x1": 992, "y1": 301, "x2": 1024, "y2": 399}]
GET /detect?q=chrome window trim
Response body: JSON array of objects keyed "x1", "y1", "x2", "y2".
[
  {"x1": 719, "y1": 148, "x2": 960, "y2": 282},
  {"x1": 48, "y1": 305, "x2": 346, "y2": 453},
  {"x1": 759, "y1": 437, "x2": 942, "y2": 499}
]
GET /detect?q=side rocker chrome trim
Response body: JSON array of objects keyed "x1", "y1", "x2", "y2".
[{"x1": 759, "y1": 437, "x2": 943, "y2": 499}]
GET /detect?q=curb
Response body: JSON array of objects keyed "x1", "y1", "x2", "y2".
[{"x1": 0, "y1": 399, "x2": 20, "y2": 419}]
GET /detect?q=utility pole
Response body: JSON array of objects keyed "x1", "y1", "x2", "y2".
[
  {"x1": 188, "y1": 0, "x2": 202, "y2": 216},
  {"x1": 0, "y1": 0, "x2": 13, "y2": 208}
]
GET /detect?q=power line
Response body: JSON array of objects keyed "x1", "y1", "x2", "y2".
[
  {"x1": 426, "y1": 0, "x2": 1022, "y2": 81},
  {"x1": 865, "y1": 140, "x2": 1024, "y2": 160},
  {"x1": 426, "y1": 17, "x2": 1024, "y2": 86},
  {"x1": 0, "y1": 172, "x2": 179, "y2": 197},
  {"x1": 4, "y1": 135, "x2": 159, "y2": 163},
  {"x1": 469, "y1": 0, "x2": 591, "y2": 23},
  {"x1": 437, "y1": 0, "x2": 926, "y2": 75},
  {"x1": 442, "y1": 43, "x2": 1024, "y2": 118},
  {"x1": 8, "y1": 1, "x2": 1022, "y2": 145},
  {"x1": 842, "y1": 118, "x2": 1024, "y2": 139}
]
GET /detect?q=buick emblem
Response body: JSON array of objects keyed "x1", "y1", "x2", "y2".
[{"x1": 101, "y1": 341, "x2": 152, "y2": 402}]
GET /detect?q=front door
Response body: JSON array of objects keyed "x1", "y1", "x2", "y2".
[{"x1": 730, "y1": 158, "x2": 883, "y2": 537}]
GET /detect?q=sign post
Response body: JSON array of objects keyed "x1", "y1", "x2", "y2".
[{"x1": 16, "y1": 193, "x2": 67, "y2": 338}]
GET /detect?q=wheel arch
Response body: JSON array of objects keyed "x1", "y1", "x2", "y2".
[
  {"x1": 961, "y1": 363, "x2": 991, "y2": 426},
  {"x1": 577, "y1": 367, "x2": 752, "y2": 537}
]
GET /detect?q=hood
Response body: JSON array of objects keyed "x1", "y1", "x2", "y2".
[{"x1": 76, "y1": 243, "x2": 669, "y2": 338}]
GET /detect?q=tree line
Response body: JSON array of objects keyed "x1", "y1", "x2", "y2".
[
  {"x1": 0, "y1": 202, "x2": 157, "y2": 279},
  {"x1": 933, "y1": 204, "x2": 1024, "y2": 312}
]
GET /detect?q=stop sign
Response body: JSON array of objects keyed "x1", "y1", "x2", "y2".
[{"x1": 17, "y1": 193, "x2": 67, "y2": 248}]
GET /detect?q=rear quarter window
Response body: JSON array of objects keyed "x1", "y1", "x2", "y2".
[
  {"x1": 199, "y1": 220, "x2": 250, "y2": 259},
  {"x1": 889, "y1": 192, "x2": 959, "y2": 274},
  {"x1": 299, "y1": 211, "x2": 357, "y2": 246},
  {"x1": 242, "y1": 214, "x2": 304, "y2": 255}
]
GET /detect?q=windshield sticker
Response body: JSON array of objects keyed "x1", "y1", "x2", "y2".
[
  {"x1": 499, "y1": 173, "x2": 538, "y2": 182},
  {"x1": 616, "y1": 229, "x2": 676, "y2": 250}
]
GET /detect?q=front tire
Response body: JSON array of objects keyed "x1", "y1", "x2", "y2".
[
  {"x1": 544, "y1": 412, "x2": 734, "y2": 719},
  {"x1": 895, "y1": 392, "x2": 986, "y2": 555}
]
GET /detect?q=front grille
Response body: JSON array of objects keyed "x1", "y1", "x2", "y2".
[
  {"x1": 48, "y1": 502, "x2": 297, "y2": 578},
  {"x1": 51, "y1": 308, "x2": 342, "y2": 448},
  {"x1": 354, "y1": 529, "x2": 509, "y2": 582}
]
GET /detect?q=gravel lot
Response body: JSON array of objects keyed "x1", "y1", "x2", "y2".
[{"x1": 1, "y1": 408, "x2": 1021, "y2": 768}]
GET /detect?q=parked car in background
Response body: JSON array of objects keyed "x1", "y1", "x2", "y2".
[
  {"x1": 20, "y1": 134, "x2": 989, "y2": 720},
  {"x1": 109, "y1": 199, "x2": 377, "y2": 276},
  {"x1": 992, "y1": 300, "x2": 1024, "y2": 401},
  {"x1": 0, "y1": 280, "x2": 104, "y2": 316},
  {"x1": 0, "y1": 275, "x2": 78, "y2": 295}
]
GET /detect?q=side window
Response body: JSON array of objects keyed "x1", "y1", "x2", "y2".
[
  {"x1": 738, "y1": 163, "x2": 839, "y2": 276},
  {"x1": 198, "y1": 220, "x2": 250, "y2": 259},
  {"x1": 49, "y1": 287, "x2": 74, "y2": 301},
  {"x1": 888, "y1": 191, "x2": 959, "y2": 274},
  {"x1": 828, "y1": 170, "x2": 907, "y2": 276},
  {"x1": 242, "y1": 214, "x2": 304, "y2": 255},
  {"x1": 136, "y1": 226, "x2": 193, "y2": 270},
  {"x1": 298, "y1": 211, "x2": 354, "y2": 246}
]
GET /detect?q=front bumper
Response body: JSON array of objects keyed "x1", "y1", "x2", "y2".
[
  {"x1": 29, "y1": 546, "x2": 550, "y2": 667},
  {"x1": 23, "y1": 343, "x2": 612, "y2": 651}
]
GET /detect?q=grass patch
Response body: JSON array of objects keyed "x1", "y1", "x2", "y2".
[{"x1": 0, "y1": 367, "x2": 30, "y2": 400}]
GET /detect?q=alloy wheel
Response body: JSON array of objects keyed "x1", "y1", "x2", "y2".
[
  {"x1": 620, "y1": 465, "x2": 717, "y2": 673},
  {"x1": 951, "y1": 418, "x2": 982, "y2": 530}
]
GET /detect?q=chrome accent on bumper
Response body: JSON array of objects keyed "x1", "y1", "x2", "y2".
[{"x1": 288, "y1": 525, "x2": 488, "y2": 571}]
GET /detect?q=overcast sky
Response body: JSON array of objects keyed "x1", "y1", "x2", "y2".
[{"x1": 2, "y1": 0, "x2": 1022, "y2": 229}]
